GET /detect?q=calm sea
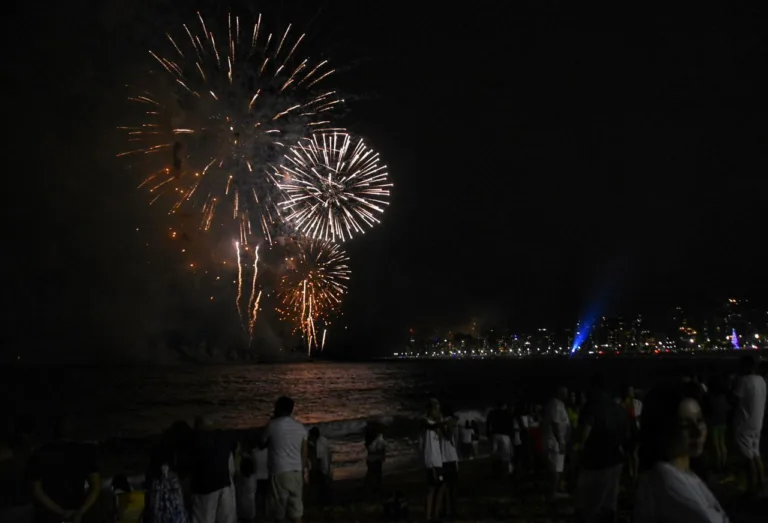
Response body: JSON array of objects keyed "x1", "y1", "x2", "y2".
[{"x1": 4, "y1": 358, "x2": 738, "y2": 477}]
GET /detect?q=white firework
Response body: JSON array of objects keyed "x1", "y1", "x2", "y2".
[{"x1": 272, "y1": 132, "x2": 392, "y2": 242}]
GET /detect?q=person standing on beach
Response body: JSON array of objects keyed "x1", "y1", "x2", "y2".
[
  {"x1": 189, "y1": 416, "x2": 238, "y2": 523},
  {"x1": 251, "y1": 443, "x2": 269, "y2": 520},
  {"x1": 234, "y1": 453, "x2": 256, "y2": 522},
  {"x1": 459, "y1": 421, "x2": 474, "y2": 460},
  {"x1": 144, "y1": 421, "x2": 192, "y2": 523},
  {"x1": 421, "y1": 398, "x2": 446, "y2": 523},
  {"x1": 622, "y1": 385, "x2": 643, "y2": 484},
  {"x1": 260, "y1": 396, "x2": 308, "y2": 523},
  {"x1": 575, "y1": 374, "x2": 628, "y2": 523},
  {"x1": 705, "y1": 377, "x2": 729, "y2": 473},
  {"x1": 732, "y1": 354, "x2": 766, "y2": 496},
  {"x1": 364, "y1": 426, "x2": 386, "y2": 494},
  {"x1": 440, "y1": 406, "x2": 460, "y2": 519},
  {"x1": 307, "y1": 427, "x2": 332, "y2": 504},
  {"x1": 29, "y1": 417, "x2": 102, "y2": 523},
  {"x1": 543, "y1": 386, "x2": 570, "y2": 499},
  {"x1": 487, "y1": 401, "x2": 513, "y2": 477}
]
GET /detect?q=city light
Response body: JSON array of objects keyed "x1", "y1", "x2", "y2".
[{"x1": 393, "y1": 299, "x2": 766, "y2": 359}]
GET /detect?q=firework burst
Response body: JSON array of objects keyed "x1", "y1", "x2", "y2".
[
  {"x1": 118, "y1": 12, "x2": 344, "y2": 244},
  {"x1": 277, "y1": 238, "x2": 350, "y2": 353},
  {"x1": 273, "y1": 132, "x2": 392, "y2": 243}
]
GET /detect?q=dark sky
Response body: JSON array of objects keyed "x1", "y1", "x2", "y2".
[{"x1": 6, "y1": 1, "x2": 768, "y2": 361}]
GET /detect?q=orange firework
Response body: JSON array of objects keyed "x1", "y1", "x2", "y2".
[{"x1": 277, "y1": 238, "x2": 350, "y2": 352}]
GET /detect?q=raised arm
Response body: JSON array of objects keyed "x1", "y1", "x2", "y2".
[
  {"x1": 32, "y1": 481, "x2": 71, "y2": 520},
  {"x1": 76, "y1": 472, "x2": 102, "y2": 521}
]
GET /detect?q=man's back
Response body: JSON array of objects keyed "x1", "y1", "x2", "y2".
[
  {"x1": 581, "y1": 393, "x2": 628, "y2": 470},
  {"x1": 734, "y1": 374, "x2": 767, "y2": 431},
  {"x1": 264, "y1": 416, "x2": 307, "y2": 475},
  {"x1": 543, "y1": 398, "x2": 569, "y2": 443}
]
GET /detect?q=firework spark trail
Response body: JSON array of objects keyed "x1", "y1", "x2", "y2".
[
  {"x1": 234, "y1": 240, "x2": 264, "y2": 342},
  {"x1": 235, "y1": 241, "x2": 244, "y2": 330},
  {"x1": 118, "y1": 12, "x2": 344, "y2": 241},
  {"x1": 273, "y1": 132, "x2": 392, "y2": 243},
  {"x1": 247, "y1": 245, "x2": 261, "y2": 339},
  {"x1": 278, "y1": 238, "x2": 350, "y2": 351}
]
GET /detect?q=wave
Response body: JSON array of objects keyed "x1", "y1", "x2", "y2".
[{"x1": 307, "y1": 408, "x2": 490, "y2": 440}]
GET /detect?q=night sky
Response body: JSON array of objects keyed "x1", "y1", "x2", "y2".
[{"x1": 6, "y1": 1, "x2": 768, "y2": 361}]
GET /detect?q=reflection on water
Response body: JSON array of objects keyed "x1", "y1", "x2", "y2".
[{"x1": 10, "y1": 362, "x2": 423, "y2": 438}]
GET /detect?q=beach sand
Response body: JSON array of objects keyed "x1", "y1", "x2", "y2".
[{"x1": 300, "y1": 456, "x2": 766, "y2": 522}]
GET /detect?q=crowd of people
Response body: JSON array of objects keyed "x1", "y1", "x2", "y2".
[
  {"x1": 0, "y1": 395, "x2": 333, "y2": 523},
  {"x1": 417, "y1": 354, "x2": 766, "y2": 523},
  {"x1": 0, "y1": 354, "x2": 764, "y2": 523}
]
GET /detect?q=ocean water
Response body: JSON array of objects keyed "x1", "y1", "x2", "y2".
[{"x1": 4, "y1": 358, "x2": 737, "y2": 478}]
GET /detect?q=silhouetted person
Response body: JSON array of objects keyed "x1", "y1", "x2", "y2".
[
  {"x1": 29, "y1": 417, "x2": 101, "y2": 523},
  {"x1": 732, "y1": 354, "x2": 766, "y2": 496},
  {"x1": 307, "y1": 427, "x2": 331, "y2": 504},
  {"x1": 575, "y1": 374, "x2": 627, "y2": 523},
  {"x1": 543, "y1": 386, "x2": 570, "y2": 499},
  {"x1": 487, "y1": 400, "x2": 514, "y2": 477},
  {"x1": 190, "y1": 416, "x2": 237, "y2": 523},
  {"x1": 364, "y1": 425, "x2": 385, "y2": 495}
]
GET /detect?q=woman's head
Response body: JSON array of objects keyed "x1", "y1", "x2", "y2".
[{"x1": 640, "y1": 382, "x2": 706, "y2": 469}]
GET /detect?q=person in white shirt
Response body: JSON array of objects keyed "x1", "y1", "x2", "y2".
[
  {"x1": 440, "y1": 408, "x2": 460, "y2": 519},
  {"x1": 459, "y1": 420, "x2": 475, "y2": 460},
  {"x1": 251, "y1": 445, "x2": 269, "y2": 519},
  {"x1": 634, "y1": 383, "x2": 729, "y2": 523},
  {"x1": 307, "y1": 427, "x2": 332, "y2": 504},
  {"x1": 486, "y1": 401, "x2": 514, "y2": 478},
  {"x1": 364, "y1": 426, "x2": 386, "y2": 494},
  {"x1": 234, "y1": 453, "x2": 256, "y2": 521},
  {"x1": 420, "y1": 398, "x2": 446, "y2": 523},
  {"x1": 259, "y1": 396, "x2": 308, "y2": 523},
  {"x1": 732, "y1": 354, "x2": 766, "y2": 496},
  {"x1": 543, "y1": 386, "x2": 570, "y2": 499}
]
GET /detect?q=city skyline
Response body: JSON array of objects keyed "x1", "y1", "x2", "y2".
[{"x1": 399, "y1": 297, "x2": 767, "y2": 358}]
